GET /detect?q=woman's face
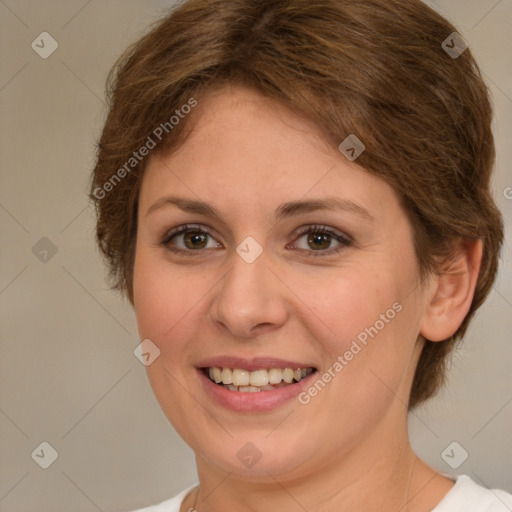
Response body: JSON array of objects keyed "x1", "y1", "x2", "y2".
[{"x1": 133, "y1": 85, "x2": 431, "y2": 480}]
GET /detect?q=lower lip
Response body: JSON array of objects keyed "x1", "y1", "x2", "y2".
[{"x1": 197, "y1": 369, "x2": 316, "y2": 412}]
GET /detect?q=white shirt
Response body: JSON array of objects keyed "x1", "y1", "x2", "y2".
[{"x1": 129, "y1": 474, "x2": 512, "y2": 511}]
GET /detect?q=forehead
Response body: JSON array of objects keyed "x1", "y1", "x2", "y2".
[
  {"x1": 171, "y1": 85, "x2": 335, "y2": 166},
  {"x1": 140, "y1": 85, "x2": 403, "y2": 225}
]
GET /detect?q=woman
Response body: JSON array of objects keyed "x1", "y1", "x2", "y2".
[{"x1": 90, "y1": 0, "x2": 511, "y2": 510}]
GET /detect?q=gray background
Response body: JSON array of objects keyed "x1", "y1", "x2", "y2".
[{"x1": 0, "y1": 1, "x2": 511, "y2": 511}]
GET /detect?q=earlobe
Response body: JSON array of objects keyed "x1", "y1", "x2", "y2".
[{"x1": 420, "y1": 239, "x2": 483, "y2": 342}]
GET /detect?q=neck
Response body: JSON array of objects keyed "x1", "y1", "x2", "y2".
[{"x1": 182, "y1": 412, "x2": 452, "y2": 512}]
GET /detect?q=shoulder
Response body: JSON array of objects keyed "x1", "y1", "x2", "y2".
[
  {"x1": 126, "y1": 485, "x2": 197, "y2": 512},
  {"x1": 434, "y1": 475, "x2": 512, "y2": 512},
  {"x1": 124, "y1": 477, "x2": 512, "y2": 512}
]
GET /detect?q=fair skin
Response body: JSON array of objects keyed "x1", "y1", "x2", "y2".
[{"x1": 133, "y1": 85, "x2": 481, "y2": 512}]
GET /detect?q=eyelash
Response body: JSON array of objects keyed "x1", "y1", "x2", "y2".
[
  {"x1": 160, "y1": 225, "x2": 217, "y2": 257},
  {"x1": 290, "y1": 226, "x2": 352, "y2": 256},
  {"x1": 160, "y1": 224, "x2": 352, "y2": 258}
]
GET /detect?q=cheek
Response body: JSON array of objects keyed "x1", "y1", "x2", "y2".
[
  {"x1": 298, "y1": 261, "x2": 417, "y2": 394},
  {"x1": 133, "y1": 251, "x2": 189, "y2": 349},
  {"x1": 295, "y1": 264, "x2": 398, "y2": 351},
  {"x1": 132, "y1": 250, "x2": 203, "y2": 417},
  {"x1": 133, "y1": 248, "x2": 223, "y2": 371}
]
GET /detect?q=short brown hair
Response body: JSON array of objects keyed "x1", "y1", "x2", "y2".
[{"x1": 90, "y1": 0, "x2": 503, "y2": 407}]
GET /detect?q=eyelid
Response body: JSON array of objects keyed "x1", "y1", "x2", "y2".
[
  {"x1": 160, "y1": 223, "x2": 352, "y2": 256},
  {"x1": 161, "y1": 224, "x2": 220, "y2": 245},
  {"x1": 293, "y1": 224, "x2": 352, "y2": 242},
  {"x1": 293, "y1": 224, "x2": 354, "y2": 244},
  {"x1": 290, "y1": 224, "x2": 352, "y2": 256},
  {"x1": 161, "y1": 224, "x2": 223, "y2": 256}
]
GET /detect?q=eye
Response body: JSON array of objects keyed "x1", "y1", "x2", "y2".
[
  {"x1": 161, "y1": 225, "x2": 221, "y2": 254},
  {"x1": 290, "y1": 225, "x2": 351, "y2": 256}
]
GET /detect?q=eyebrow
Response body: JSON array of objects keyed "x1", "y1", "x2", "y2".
[{"x1": 145, "y1": 195, "x2": 375, "y2": 223}]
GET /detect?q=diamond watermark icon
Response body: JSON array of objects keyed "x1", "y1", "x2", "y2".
[
  {"x1": 32, "y1": 237, "x2": 58, "y2": 263},
  {"x1": 441, "y1": 441, "x2": 469, "y2": 469},
  {"x1": 31, "y1": 32, "x2": 59, "y2": 59},
  {"x1": 236, "y1": 236, "x2": 263, "y2": 264},
  {"x1": 31, "y1": 441, "x2": 59, "y2": 469},
  {"x1": 338, "y1": 134, "x2": 365, "y2": 161},
  {"x1": 134, "y1": 339, "x2": 161, "y2": 366},
  {"x1": 237, "y1": 442, "x2": 263, "y2": 468},
  {"x1": 442, "y1": 32, "x2": 468, "y2": 59}
]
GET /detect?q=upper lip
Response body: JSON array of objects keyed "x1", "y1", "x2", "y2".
[{"x1": 196, "y1": 356, "x2": 317, "y2": 372}]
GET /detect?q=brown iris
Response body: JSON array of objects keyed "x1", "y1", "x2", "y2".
[
  {"x1": 183, "y1": 231, "x2": 208, "y2": 250},
  {"x1": 307, "y1": 232, "x2": 331, "y2": 250}
]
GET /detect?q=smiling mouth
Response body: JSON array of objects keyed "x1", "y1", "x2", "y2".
[{"x1": 203, "y1": 366, "x2": 316, "y2": 392}]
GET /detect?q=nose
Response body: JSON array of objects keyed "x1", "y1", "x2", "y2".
[{"x1": 209, "y1": 250, "x2": 289, "y2": 339}]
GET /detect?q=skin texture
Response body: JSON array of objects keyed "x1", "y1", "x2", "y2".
[{"x1": 133, "y1": 85, "x2": 481, "y2": 511}]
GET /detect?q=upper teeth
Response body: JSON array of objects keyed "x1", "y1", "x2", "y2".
[{"x1": 207, "y1": 367, "x2": 313, "y2": 387}]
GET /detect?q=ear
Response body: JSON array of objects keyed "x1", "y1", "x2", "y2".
[{"x1": 420, "y1": 239, "x2": 483, "y2": 342}]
